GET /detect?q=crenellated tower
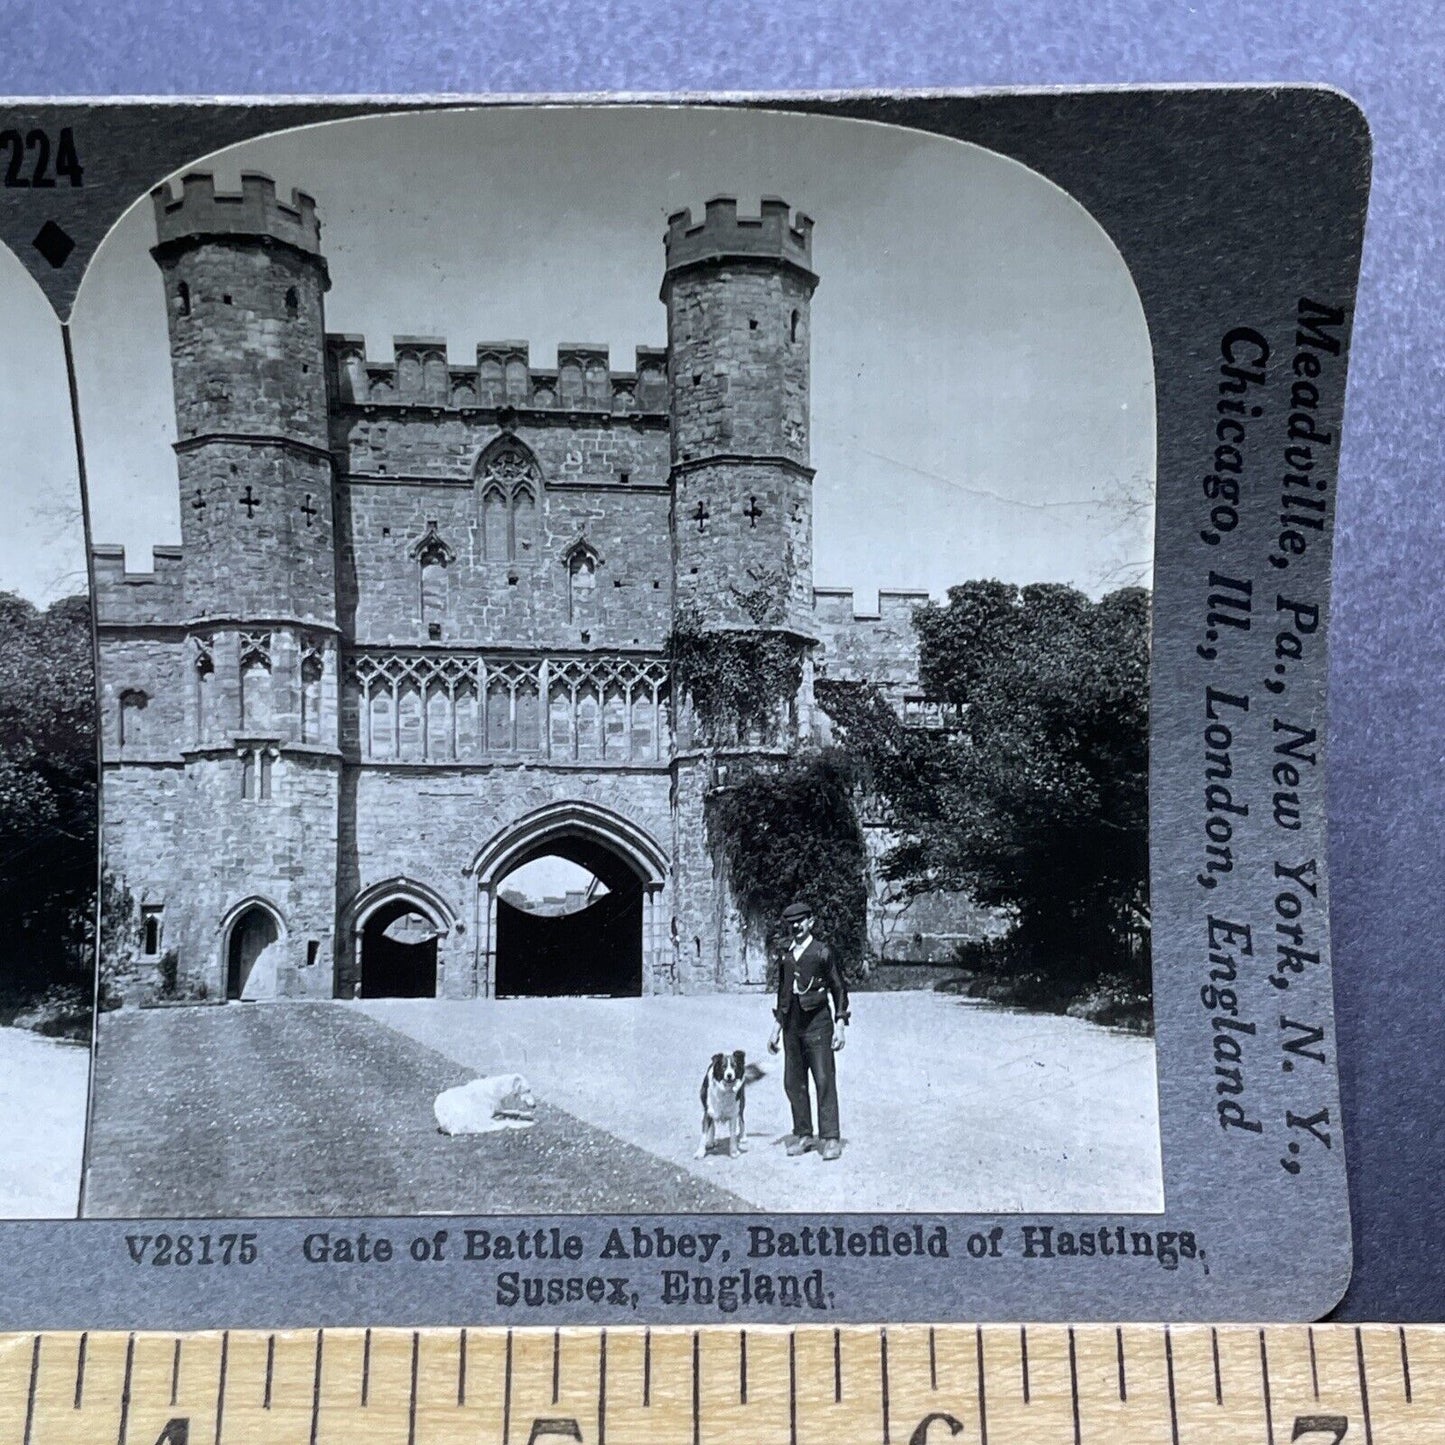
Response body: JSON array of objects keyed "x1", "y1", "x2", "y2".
[
  {"x1": 664, "y1": 196, "x2": 816, "y2": 642},
  {"x1": 663, "y1": 197, "x2": 819, "y2": 986},
  {"x1": 150, "y1": 172, "x2": 341, "y2": 999}
]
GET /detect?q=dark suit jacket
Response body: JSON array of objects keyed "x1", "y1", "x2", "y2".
[{"x1": 774, "y1": 937, "x2": 851, "y2": 1027}]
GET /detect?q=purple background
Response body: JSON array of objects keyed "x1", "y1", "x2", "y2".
[{"x1": 4, "y1": 0, "x2": 1441, "y2": 1321}]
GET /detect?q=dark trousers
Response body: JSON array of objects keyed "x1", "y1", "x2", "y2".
[{"x1": 782, "y1": 1001, "x2": 839, "y2": 1140}]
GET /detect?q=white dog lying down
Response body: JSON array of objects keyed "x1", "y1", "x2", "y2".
[{"x1": 434, "y1": 1074, "x2": 538, "y2": 1134}]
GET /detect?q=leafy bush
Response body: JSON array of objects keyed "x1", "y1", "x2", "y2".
[{"x1": 705, "y1": 751, "x2": 870, "y2": 980}]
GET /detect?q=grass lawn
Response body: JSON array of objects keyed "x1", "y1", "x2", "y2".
[{"x1": 84, "y1": 1002, "x2": 745, "y2": 1218}]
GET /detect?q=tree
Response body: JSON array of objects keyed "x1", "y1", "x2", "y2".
[
  {"x1": 0, "y1": 591, "x2": 98, "y2": 996},
  {"x1": 823, "y1": 581, "x2": 1151, "y2": 994}
]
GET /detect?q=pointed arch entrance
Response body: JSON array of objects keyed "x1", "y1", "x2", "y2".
[
  {"x1": 221, "y1": 899, "x2": 285, "y2": 1001},
  {"x1": 471, "y1": 802, "x2": 666, "y2": 998},
  {"x1": 347, "y1": 879, "x2": 455, "y2": 999}
]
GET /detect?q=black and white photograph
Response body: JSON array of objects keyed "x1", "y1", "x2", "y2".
[
  {"x1": 0, "y1": 241, "x2": 96, "y2": 1219},
  {"x1": 4, "y1": 104, "x2": 1164, "y2": 1219}
]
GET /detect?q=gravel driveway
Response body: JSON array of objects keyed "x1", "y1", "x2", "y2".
[{"x1": 84, "y1": 1002, "x2": 745, "y2": 1217}]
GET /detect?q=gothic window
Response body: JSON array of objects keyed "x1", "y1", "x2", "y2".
[
  {"x1": 193, "y1": 638, "x2": 218, "y2": 743},
  {"x1": 285, "y1": 286, "x2": 299, "y2": 318},
  {"x1": 238, "y1": 631, "x2": 273, "y2": 733},
  {"x1": 141, "y1": 905, "x2": 163, "y2": 958},
  {"x1": 476, "y1": 439, "x2": 542, "y2": 564},
  {"x1": 515, "y1": 681, "x2": 541, "y2": 753},
  {"x1": 239, "y1": 746, "x2": 278, "y2": 801},
  {"x1": 630, "y1": 690, "x2": 658, "y2": 760},
  {"x1": 562, "y1": 535, "x2": 604, "y2": 624},
  {"x1": 486, "y1": 676, "x2": 513, "y2": 752},
  {"x1": 300, "y1": 642, "x2": 324, "y2": 745},
  {"x1": 790, "y1": 309, "x2": 801, "y2": 343},
  {"x1": 397, "y1": 683, "x2": 424, "y2": 761},
  {"x1": 175, "y1": 281, "x2": 191, "y2": 317},
  {"x1": 118, "y1": 689, "x2": 148, "y2": 747},
  {"x1": 603, "y1": 686, "x2": 628, "y2": 759},
  {"x1": 409, "y1": 520, "x2": 455, "y2": 635},
  {"x1": 575, "y1": 685, "x2": 601, "y2": 760},
  {"x1": 426, "y1": 688, "x2": 451, "y2": 762}
]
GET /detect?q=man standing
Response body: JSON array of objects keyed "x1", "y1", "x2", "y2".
[{"x1": 768, "y1": 900, "x2": 850, "y2": 1161}]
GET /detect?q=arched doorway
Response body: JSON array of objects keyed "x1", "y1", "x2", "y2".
[
  {"x1": 358, "y1": 899, "x2": 440, "y2": 998},
  {"x1": 495, "y1": 838, "x2": 643, "y2": 997},
  {"x1": 225, "y1": 903, "x2": 282, "y2": 1001},
  {"x1": 473, "y1": 802, "x2": 667, "y2": 998}
]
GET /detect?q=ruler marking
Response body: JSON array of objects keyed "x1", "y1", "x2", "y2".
[
  {"x1": 13, "y1": 1322, "x2": 1434, "y2": 1443},
  {"x1": 308, "y1": 1330, "x2": 322, "y2": 1445},
  {"x1": 597, "y1": 1328, "x2": 607, "y2": 1445},
  {"x1": 1165, "y1": 1326, "x2": 1179, "y2": 1445},
  {"x1": 834, "y1": 1326, "x2": 842, "y2": 1403},
  {"x1": 407, "y1": 1330, "x2": 419, "y2": 1445},
  {"x1": 214, "y1": 1330, "x2": 230, "y2": 1445},
  {"x1": 975, "y1": 1327, "x2": 988, "y2": 1445},
  {"x1": 1355, "y1": 1328, "x2": 1374, "y2": 1445},
  {"x1": 74, "y1": 1330, "x2": 88, "y2": 1409},
  {"x1": 361, "y1": 1327, "x2": 371, "y2": 1406},
  {"x1": 788, "y1": 1330, "x2": 798, "y2": 1445},
  {"x1": 881, "y1": 1328, "x2": 891, "y2": 1445},
  {"x1": 1067, "y1": 1327, "x2": 1080, "y2": 1445},
  {"x1": 691, "y1": 1330, "x2": 700, "y2": 1445},
  {"x1": 22, "y1": 1335, "x2": 40, "y2": 1445},
  {"x1": 502, "y1": 1329, "x2": 513, "y2": 1445},
  {"x1": 1259, "y1": 1329, "x2": 1275, "y2": 1445}
]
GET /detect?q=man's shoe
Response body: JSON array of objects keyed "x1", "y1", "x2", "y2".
[
  {"x1": 785, "y1": 1135, "x2": 815, "y2": 1157},
  {"x1": 819, "y1": 1139, "x2": 843, "y2": 1162}
]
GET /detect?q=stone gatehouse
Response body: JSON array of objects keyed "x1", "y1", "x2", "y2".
[{"x1": 94, "y1": 172, "x2": 950, "y2": 1002}]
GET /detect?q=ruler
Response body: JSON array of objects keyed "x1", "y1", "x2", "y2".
[{"x1": 0, "y1": 1324, "x2": 1438, "y2": 1443}]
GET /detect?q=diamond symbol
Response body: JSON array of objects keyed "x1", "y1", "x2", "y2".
[{"x1": 32, "y1": 220, "x2": 76, "y2": 269}]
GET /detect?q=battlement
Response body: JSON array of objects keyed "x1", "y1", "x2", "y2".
[
  {"x1": 813, "y1": 586, "x2": 932, "y2": 624},
  {"x1": 664, "y1": 196, "x2": 814, "y2": 282},
  {"x1": 152, "y1": 172, "x2": 322, "y2": 256},
  {"x1": 92, "y1": 545, "x2": 185, "y2": 623},
  {"x1": 327, "y1": 336, "x2": 670, "y2": 415}
]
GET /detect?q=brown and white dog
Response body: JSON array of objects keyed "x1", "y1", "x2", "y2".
[{"x1": 696, "y1": 1050, "x2": 763, "y2": 1159}]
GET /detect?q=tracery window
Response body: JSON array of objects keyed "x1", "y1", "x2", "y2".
[
  {"x1": 344, "y1": 651, "x2": 668, "y2": 764},
  {"x1": 477, "y1": 439, "x2": 541, "y2": 564}
]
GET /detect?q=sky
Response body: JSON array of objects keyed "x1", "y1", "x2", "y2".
[{"x1": 0, "y1": 104, "x2": 1154, "y2": 607}]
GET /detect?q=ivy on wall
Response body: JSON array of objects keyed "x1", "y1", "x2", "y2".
[
  {"x1": 666, "y1": 601, "x2": 802, "y2": 745},
  {"x1": 705, "y1": 751, "x2": 870, "y2": 980}
]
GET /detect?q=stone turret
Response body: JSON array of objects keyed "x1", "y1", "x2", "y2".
[
  {"x1": 664, "y1": 198, "x2": 820, "y2": 988},
  {"x1": 147, "y1": 171, "x2": 341, "y2": 1001},
  {"x1": 663, "y1": 196, "x2": 817, "y2": 640}
]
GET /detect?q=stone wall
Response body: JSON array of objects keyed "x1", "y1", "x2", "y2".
[
  {"x1": 335, "y1": 463, "x2": 673, "y2": 651},
  {"x1": 812, "y1": 587, "x2": 931, "y2": 704},
  {"x1": 335, "y1": 763, "x2": 675, "y2": 998}
]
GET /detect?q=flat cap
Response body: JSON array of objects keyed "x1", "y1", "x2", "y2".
[{"x1": 781, "y1": 900, "x2": 813, "y2": 921}]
